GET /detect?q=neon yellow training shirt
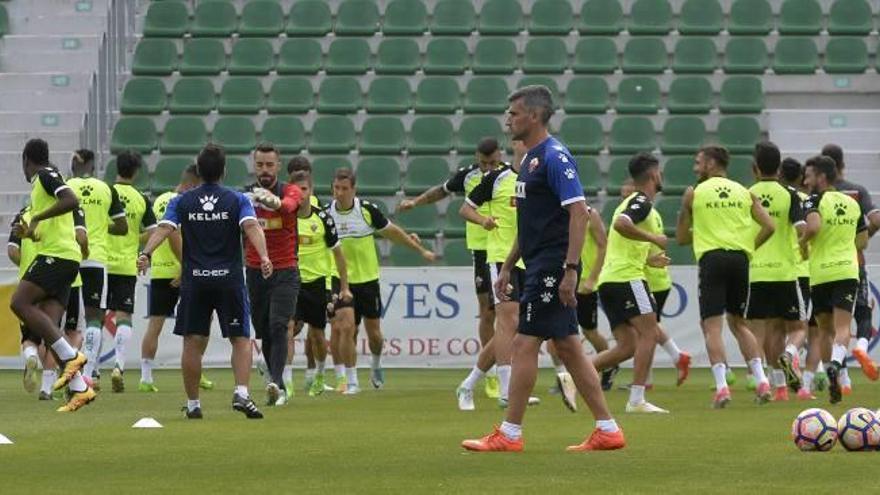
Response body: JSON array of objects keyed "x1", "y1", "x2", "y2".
[
  {"x1": 108, "y1": 183, "x2": 156, "y2": 276},
  {"x1": 748, "y1": 180, "x2": 804, "y2": 282},
  {"x1": 691, "y1": 176, "x2": 754, "y2": 261},
  {"x1": 645, "y1": 211, "x2": 672, "y2": 293},
  {"x1": 29, "y1": 168, "x2": 80, "y2": 263},
  {"x1": 804, "y1": 190, "x2": 866, "y2": 286},
  {"x1": 328, "y1": 198, "x2": 389, "y2": 284},
  {"x1": 67, "y1": 175, "x2": 125, "y2": 266},
  {"x1": 151, "y1": 191, "x2": 181, "y2": 280},
  {"x1": 298, "y1": 205, "x2": 340, "y2": 284},
  {"x1": 465, "y1": 166, "x2": 521, "y2": 265},
  {"x1": 598, "y1": 191, "x2": 660, "y2": 286}
]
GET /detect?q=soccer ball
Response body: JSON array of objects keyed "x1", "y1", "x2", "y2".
[
  {"x1": 791, "y1": 408, "x2": 838, "y2": 451},
  {"x1": 837, "y1": 408, "x2": 880, "y2": 451}
]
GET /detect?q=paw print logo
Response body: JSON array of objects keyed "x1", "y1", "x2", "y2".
[
  {"x1": 834, "y1": 202, "x2": 848, "y2": 216},
  {"x1": 759, "y1": 193, "x2": 772, "y2": 208},
  {"x1": 80, "y1": 184, "x2": 94, "y2": 197},
  {"x1": 199, "y1": 194, "x2": 218, "y2": 212},
  {"x1": 558, "y1": 153, "x2": 569, "y2": 164},
  {"x1": 563, "y1": 168, "x2": 576, "y2": 180},
  {"x1": 543, "y1": 276, "x2": 557, "y2": 288},
  {"x1": 715, "y1": 186, "x2": 731, "y2": 199},
  {"x1": 120, "y1": 194, "x2": 131, "y2": 207},
  {"x1": 540, "y1": 292, "x2": 553, "y2": 303}
]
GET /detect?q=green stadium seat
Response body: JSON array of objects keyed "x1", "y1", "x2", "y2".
[
  {"x1": 335, "y1": 0, "x2": 380, "y2": 36},
  {"x1": 394, "y1": 206, "x2": 440, "y2": 238},
  {"x1": 523, "y1": 38, "x2": 568, "y2": 74},
  {"x1": 212, "y1": 117, "x2": 256, "y2": 154},
  {"x1": 572, "y1": 37, "x2": 617, "y2": 74},
  {"x1": 443, "y1": 200, "x2": 467, "y2": 240},
  {"x1": 824, "y1": 38, "x2": 869, "y2": 74},
  {"x1": 662, "y1": 156, "x2": 697, "y2": 194},
  {"x1": 828, "y1": 0, "x2": 873, "y2": 35},
  {"x1": 605, "y1": 156, "x2": 629, "y2": 196},
  {"x1": 478, "y1": 0, "x2": 523, "y2": 35},
  {"x1": 224, "y1": 157, "x2": 252, "y2": 189},
  {"x1": 309, "y1": 116, "x2": 356, "y2": 154},
  {"x1": 529, "y1": 0, "x2": 573, "y2": 35},
  {"x1": 773, "y1": 38, "x2": 818, "y2": 75},
  {"x1": 366, "y1": 77, "x2": 411, "y2": 114},
  {"x1": 414, "y1": 78, "x2": 460, "y2": 114},
  {"x1": 0, "y1": 5, "x2": 7, "y2": 37},
  {"x1": 578, "y1": 157, "x2": 603, "y2": 196},
  {"x1": 311, "y1": 157, "x2": 351, "y2": 194},
  {"x1": 160, "y1": 117, "x2": 207, "y2": 154},
  {"x1": 383, "y1": 0, "x2": 428, "y2": 35},
  {"x1": 120, "y1": 78, "x2": 166, "y2": 115},
  {"x1": 286, "y1": 0, "x2": 332, "y2": 36},
  {"x1": 728, "y1": 0, "x2": 773, "y2": 35},
  {"x1": 131, "y1": 39, "x2": 177, "y2": 75},
  {"x1": 517, "y1": 76, "x2": 560, "y2": 96},
  {"x1": 239, "y1": 1, "x2": 284, "y2": 37},
  {"x1": 326, "y1": 39, "x2": 371, "y2": 75},
  {"x1": 473, "y1": 39, "x2": 517, "y2": 74},
  {"x1": 564, "y1": 77, "x2": 609, "y2": 114},
  {"x1": 622, "y1": 38, "x2": 667, "y2": 74},
  {"x1": 661, "y1": 117, "x2": 706, "y2": 154},
  {"x1": 667, "y1": 77, "x2": 713, "y2": 114},
  {"x1": 672, "y1": 38, "x2": 717, "y2": 74},
  {"x1": 179, "y1": 39, "x2": 225, "y2": 75},
  {"x1": 678, "y1": 0, "x2": 723, "y2": 35},
  {"x1": 431, "y1": 0, "x2": 476, "y2": 35},
  {"x1": 601, "y1": 198, "x2": 622, "y2": 225},
  {"x1": 424, "y1": 38, "x2": 468, "y2": 75},
  {"x1": 218, "y1": 77, "x2": 264, "y2": 114},
  {"x1": 628, "y1": 0, "x2": 672, "y2": 35},
  {"x1": 779, "y1": 0, "x2": 823, "y2": 35},
  {"x1": 360, "y1": 117, "x2": 407, "y2": 155},
  {"x1": 463, "y1": 78, "x2": 509, "y2": 114},
  {"x1": 616, "y1": 77, "x2": 661, "y2": 114},
  {"x1": 717, "y1": 116, "x2": 761, "y2": 154},
  {"x1": 719, "y1": 77, "x2": 763, "y2": 114},
  {"x1": 723, "y1": 37, "x2": 768, "y2": 74},
  {"x1": 653, "y1": 197, "x2": 679, "y2": 236},
  {"x1": 443, "y1": 238, "x2": 471, "y2": 265},
  {"x1": 317, "y1": 77, "x2": 363, "y2": 114},
  {"x1": 151, "y1": 157, "x2": 190, "y2": 194},
  {"x1": 110, "y1": 117, "x2": 158, "y2": 154},
  {"x1": 609, "y1": 117, "x2": 655, "y2": 154},
  {"x1": 409, "y1": 117, "x2": 455, "y2": 154},
  {"x1": 267, "y1": 77, "x2": 313, "y2": 114},
  {"x1": 728, "y1": 155, "x2": 754, "y2": 187},
  {"x1": 457, "y1": 117, "x2": 505, "y2": 153},
  {"x1": 389, "y1": 243, "x2": 433, "y2": 266},
  {"x1": 579, "y1": 0, "x2": 623, "y2": 35},
  {"x1": 143, "y1": 1, "x2": 189, "y2": 37},
  {"x1": 191, "y1": 1, "x2": 237, "y2": 37},
  {"x1": 376, "y1": 39, "x2": 420, "y2": 75},
  {"x1": 404, "y1": 158, "x2": 450, "y2": 195},
  {"x1": 169, "y1": 78, "x2": 215, "y2": 114},
  {"x1": 229, "y1": 38, "x2": 274, "y2": 75},
  {"x1": 558, "y1": 117, "x2": 603, "y2": 154},
  {"x1": 260, "y1": 116, "x2": 305, "y2": 154},
  {"x1": 277, "y1": 39, "x2": 322, "y2": 75},
  {"x1": 667, "y1": 240, "x2": 695, "y2": 265},
  {"x1": 356, "y1": 157, "x2": 401, "y2": 194}
]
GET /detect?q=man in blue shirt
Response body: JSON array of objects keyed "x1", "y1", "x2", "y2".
[
  {"x1": 138, "y1": 144, "x2": 273, "y2": 420},
  {"x1": 462, "y1": 86, "x2": 624, "y2": 453}
]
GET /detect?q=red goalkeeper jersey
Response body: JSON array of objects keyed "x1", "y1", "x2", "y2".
[{"x1": 244, "y1": 181, "x2": 303, "y2": 270}]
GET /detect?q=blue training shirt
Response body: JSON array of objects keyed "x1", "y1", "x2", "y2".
[
  {"x1": 515, "y1": 136, "x2": 586, "y2": 269},
  {"x1": 160, "y1": 183, "x2": 256, "y2": 288}
]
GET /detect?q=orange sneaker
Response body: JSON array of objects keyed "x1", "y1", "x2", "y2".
[
  {"x1": 567, "y1": 428, "x2": 626, "y2": 452},
  {"x1": 852, "y1": 349, "x2": 879, "y2": 381},
  {"x1": 796, "y1": 388, "x2": 815, "y2": 400},
  {"x1": 842, "y1": 384, "x2": 853, "y2": 396},
  {"x1": 773, "y1": 386, "x2": 789, "y2": 402},
  {"x1": 461, "y1": 426, "x2": 523, "y2": 452},
  {"x1": 676, "y1": 351, "x2": 692, "y2": 386},
  {"x1": 713, "y1": 386, "x2": 731, "y2": 409},
  {"x1": 755, "y1": 381, "x2": 772, "y2": 404}
]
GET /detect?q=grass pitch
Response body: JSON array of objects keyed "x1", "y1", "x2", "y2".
[{"x1": 0, "y1": 367, "x2": 877, "y2": 494}]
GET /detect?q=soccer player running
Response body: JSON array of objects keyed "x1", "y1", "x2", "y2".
[
  {"x1": 139, "y1": 144, "x2": 272, "y2": 419},
  {"x1": 462, "y1": 86, "x2": 624, "y2": 452},
  {"x1": 676, "y1": 146, "x2": 776, "y2": 408},
  {"x1": 800, "y1": 155, "x2": 871, "y2": 404},
  {"x1": 10, "y1": 138, "x2": 95, "y2": 412},
  {"x1": 327, "y1": 168, "x2": 436, "y2": 392}
]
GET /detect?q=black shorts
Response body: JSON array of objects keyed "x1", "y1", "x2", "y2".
[
  {"x1": 518, "y1": 264, "x2": 578, "y2": 340},
  {"x1": 698, "y1": 249, "x2": 749, "y2": 320},
  {"x1": 598, "y1": 280, "x2": 656, "y2": 330},
  {"x1": 22, "y1": 255, "x2": 79, "y2": 305},
  {"x1": 745, "y1": 281, "x2": 805, "y2": 321},
  {"x1": 576, "y1": 292, "x2": 599, "y2": 331},
  {"x1": 350, "y1": 280, "x2": 382, "y2": 326},
  {"x1": 811, "y1": 279, "x2": 859, "y2": 316},
  {"x1": 653, "y1": 289, "x2": 670, "y2": 322},
  {"x1": 64, "y1": 286, "x2": 80, "y2": 331},
  {"x1": 149, "y1": 278, "x2": 180, "y2": 317},
  {"x1": 472, "y1": 249, "x2": 493, "y2": 296},
  {"x1": 106, "y1": 274, "x2": 136, "y2": 314},
  {"x1": 174, "y1": 284, "x2": 250, "y2": 339},
  {"x1": 296, "y1": 277, "x2": 329, "y2": 329},
  {"x1": 489, "y1": 262, "x2": 523, "y2": 305},
  {"x1": 79, "y1": 266, "x2": 107, "y2": 310}
]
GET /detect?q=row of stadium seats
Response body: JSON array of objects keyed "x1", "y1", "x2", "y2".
[
  {"x1": 110, "y1": 114, "x2": 762, "y2": 156},
  {"x1": 142, "y1": 0, "x2": 878, "y2": 38},
  {"x1": 0, "y1": 4, "x2": 7, "y2": 37},
  {"x1": 120, "y1": 76, "x2": 765, "y2": 116},
  {"x1": 132, "y1": 36, "x2": 880, "y2": 77}
]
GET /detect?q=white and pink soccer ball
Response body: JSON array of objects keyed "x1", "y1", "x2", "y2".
[
  {"x1": 791, "y1": 408, "x2": 838, "y2": 451},
  {"x1": 836, "y1": 408, "x2": 880, "y2": 451}
]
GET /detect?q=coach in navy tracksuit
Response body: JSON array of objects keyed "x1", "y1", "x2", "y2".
[{"x1": 138, "y1": 144, "x2": 273, "y2": 420}]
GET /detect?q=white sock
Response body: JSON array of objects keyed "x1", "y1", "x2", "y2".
[
  {"x1": 51, "y1": 337, "x2": 77, "y2": 361},
  {"x1": 316, "y1": 360, "x2": 325, "y2": 375},
  {"x1": 499, "y1": 421, "x2": 522, "y2": 440},
  {"x1": 346, "y1": 367, "x2": 359, "y2": 386},
  {"x1": 305, "y1": 368, "x2": 316, "y2": 381},
  {"x1": 749, "y1": 358, "x2": 768, "y2": 384},
  {"x1": 141, "y1": 359, "x2": 154, "y2": 383},
  {"x1": 840, "y1": 367, "x2": 852, "y2": 386},
  {"x1": 114, "y1": 324, "x2": 132, "y2": 370},
  {"x1": 334, "y1": 364, "x2": 345, "y2": 379},
  {"x1": 41, "y1": 370, "x2": 56, "y2": 394},
  {"x1": 497, "y1": 365, "x2": 512, "y2": 400},
  {"x1": 712, "y1": 363, "x2": 728, "y2": 391},
  {"x1": 628, "y1": 384, "x2": 646, "y2": 405},
  {"x1": 817, "y1": 360, "x2": 824, "y2": 372},
  {"x1": 22, "y1": 345, "x2": 38, "y2": 361},
  {"x1": 596, "y1": 419, "x2": 620, "y2": 433},
  {"x1": 68, "y1": 372, "x2": 87, "y2": 393},
  {"x1": 661, "y1": 338, "x2": 681, "y2": 361},
  {"x1": 784, "y1": 344, "x2": 799, "y2": 357},
  {"x1": 856, "y1": 338, "x2": 869, "y2": 353},
  {"x1": 486, "y1": 365, "x2": 497, "y2": 377},
  {"x1": 802, "y1": 371, "x2": 814, "y2": 391},
  {"x1": 234, "y1": 385, "x2": 249, "y2": 399},
  {"x1": 771, "y1": 369, "x2": 786, "y2": 388},
  {"x1": 187, "y1": 399, "x2": 201, "y2": 412},
  {"x1": 460, "y1": 367, "x2": 485, "y2": 390},
  {"x1": 371, "y1": 353, "x2": 381, "y2": 370},
  {"x1": 82, "y1": 325, "x2": 102, "y2": 377},
  {"x1": 283, "y1": 365, "x2": 293, "y2": 384},
  {"x1": 555, "y1": 364, "x2": 566, "y2": 374},
  {"x1": 831, "y1": 344, "x2": 847, "y2": 366}
]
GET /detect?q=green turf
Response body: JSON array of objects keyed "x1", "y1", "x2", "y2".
[{"x1": 0, "y1": 367, "x2": 877, "y2": 494}]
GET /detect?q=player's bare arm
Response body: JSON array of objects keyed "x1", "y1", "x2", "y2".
[
  {"x1": 561, "y1": 201, "x2": 590, "y2": 307},
  {"x1": 138, "y1": 223, "x2": 175, "y2": 273},
  {"x1": 27, "y1": 187, "x2": 79, "y2": 239},
  {"x1": 459, "y1": 201, "x2": 496, "y2": 230},
  {"x1": 399, "y1": 184, "x2": 449, "y2": 211},
  {"x1": 615, "y1": 212, "x2": 667, "y2": 250},
  {"x1": 676, "y1": 186, "x2": 694, "y2": 246},
  {"x1": 378, "y1": 222, "x2": 436, "y2": 261},
  {"x1": 583, "y1": 207, "x2": 607, "y2": 294},
  {"x1": 242, "y1": 218, "x2": 273, "y2": 278}
]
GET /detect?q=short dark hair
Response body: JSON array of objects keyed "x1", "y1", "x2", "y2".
[
  {"x1": 23, "y1": 138, "x2": 49, "y2": 166},
  {"x1": 805, "y1": 155, "x2": 838, "y2": 184},
  {"x1": 508, "y1": 85, "x2": 554, "y2": 124},
  {"x1": 628, "y1": 152, "x2": 659, "y2": 181},
  {"x1": 699, "y1": 146, "x2": 730, "y2": 168},
  {"x1": 287, "y1": 156, "x2": 312, "y2": 176},
  {"x1": 115, "y1": 150, "x2": 143, "y2": 179},
  {"x1": 333, "y1": 167, "x2": 356, "y2": 186},
  {"x1": 197, "y1": 143, "x2": 226, "y2": 183},
  {"x1": 780, "y1": 157, "x2": 802, "y2": 184},
  {"x1": 254, "y1": 141, "x2": 280, "y2": 158},
  {"x1": 821, "y1": 144, "x2": 844, "y2": 171},
  {"x1": 289, "y1": 170, "x2": 310, "y2": 185},
  {"x1": 73, "y1": 149, "x2": 95, "y2": 167},
  {"x1": 753, "y1": 141, "x2": 781, "y2": 176},
  {"x1": 476, "y1": 137, "x2": 500, "y2": 156},
  {"x1": 185, "y1": 164, "x2": 198, "y2": 177}
]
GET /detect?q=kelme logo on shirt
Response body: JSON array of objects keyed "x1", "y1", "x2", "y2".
[
  {"x1": 200, "y1": 195, "x2": 218, "y2": 212},
  {"x1": 716, "y1": 186, "x2": 731, "y2": 199}
]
